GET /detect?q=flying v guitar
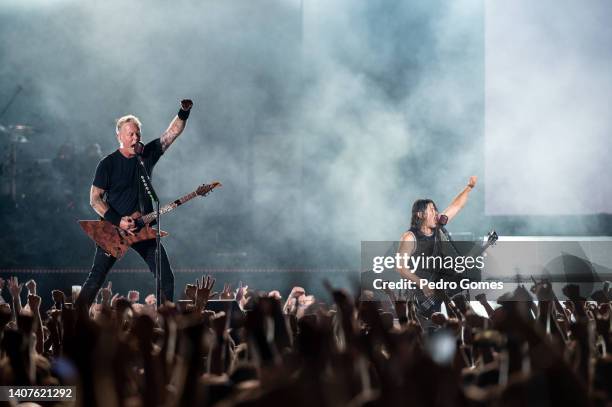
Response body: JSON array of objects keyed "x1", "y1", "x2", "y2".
[{"x1": 78, "y1": 182, "x2": 221, "y2": 258}]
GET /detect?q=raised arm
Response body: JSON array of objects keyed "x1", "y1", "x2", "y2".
[
  {"x1": 160, "y1": 99, "x2": 193, "y2": 152},
  {"x1": 441, "y1": 175, "x2": 477, "y2": 222},
  {"x1": 8, "y1": 277, "x2": 23, "y2": 321},
  {"x1": 27, "y1": 294, "x2": 44, "y2": 354}
]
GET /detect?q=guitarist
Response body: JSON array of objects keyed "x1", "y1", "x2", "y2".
[
  {"x1": 75, "y1": 99, "x2": 194, "y2": 309},
  {"x1": 396, "y1": 176, "x2": 478, "y2": 316}
]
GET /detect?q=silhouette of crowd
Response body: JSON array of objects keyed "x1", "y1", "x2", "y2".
[{"x1": 0, "y1": 275, "x2": 611, "y2": 406}]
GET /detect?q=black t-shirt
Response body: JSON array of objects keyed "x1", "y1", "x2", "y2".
[{"x1": 92, "y1": 138, "x2": 163, "y2": 216}]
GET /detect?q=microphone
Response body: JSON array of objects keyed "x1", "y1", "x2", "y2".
[
  {"x1": 437, "y1": 214, "x2": 449, "y2": 228},
  {"x1": 134, "y1": 141, "x2": 145, "y2": 156},
  {"x1": 134, "y1": 141, "x2": 147, "y2": 169},
  {"x1": 436, "y1": 214, "x2": 451, "y2": 236}
]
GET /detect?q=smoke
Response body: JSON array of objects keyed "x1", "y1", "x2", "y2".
[
  {"x1": 291, "y1": 0, "x2": 484, "y2": 262},
  {"x1": 485, "y1": 0, "x2": 612, "y2": 217}
]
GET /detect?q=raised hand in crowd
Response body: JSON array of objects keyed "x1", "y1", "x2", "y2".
[
  {"x1": 184, "y1": 283, "x2": 196, "y2": 302},
  {"x1": 127, "y1": 290, "x2": 140, "y2": 303},
  {"x1": 99, "y1": 281, "x2": 113, "y2": 307},
  {"x1": 219, "y1": 282, "x2": 234, "y2": 300},
  {"x1": 144, "y1": 294, "x2": 157, "y2": 307},
  {"x1": 235, "y1": 281, "x2": 248, "y2": 302},
  {"x1": 7, "y1": 276, "x2": 23, "y2": 319},
  {"x1": 26, "y1": 293, "x2": 44, "y2": 353},
  {"x1": 283, "y1": 285, "x2": 306, "y2": 315},
  {"x1": 267, "y1": 290, "x2": 282, "y2": 300},
  {"x1": 8, "y1": 276, "x2": 23, "y2": 299},
  {"x1": 25, "y1": 279, "x2": 37, "y2": 296},
  {"x1": 195, "y1": 275, "x2": 216, "y2": 312},
  {"x1": 51, "y1": 289, "x2": 66, "y2": 309},
  {"x1": 0, "y1": 275, "x2": 608, "y2": 406}
]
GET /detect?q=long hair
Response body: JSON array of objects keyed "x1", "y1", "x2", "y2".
[{"x1": 410, "y1": 199, "x2": 438, "y2": 230}]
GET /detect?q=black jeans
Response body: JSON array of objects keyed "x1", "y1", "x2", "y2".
[{"x1": 76, "y1": 240, "x2": 175, "y2": 307}]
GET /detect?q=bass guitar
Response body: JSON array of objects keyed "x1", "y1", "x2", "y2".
[{"x1": 411, "y1": 230, "x2": 498, "y2": 318}]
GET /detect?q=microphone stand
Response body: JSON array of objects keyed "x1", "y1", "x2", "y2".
[
  {"x1": 137, "y1": 157, "x2": 162, "y2": 307},
  {"x1": 438, "y1": 225, "x2": 469, "y2": 300},
  {"x1": 439, "y1": 226, "x2": 461, "y2": 256}
]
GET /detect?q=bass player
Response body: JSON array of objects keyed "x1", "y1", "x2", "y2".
[{"x1": 396, "y1": 176, "x2": 478, "y2": 316}]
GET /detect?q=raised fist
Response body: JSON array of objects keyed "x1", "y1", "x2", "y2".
[
  {"x1": 180, "y1": 99, "x2": 194, "y2": 111},
  {"x1": 128, "y1": 290, "x2": 140, "y2": 303},
  {"x1": 100, "y1": 281, "x2": 113, "y2": 304},
  {"x1": 28, "y1": 294, "x2": 41, "y2": 310},
  {"x1": 52, "y1": 290, "x2": 66, "y2": 305},
  {"x1": 468, "y1": 176, "x2": 478, "y2": 189},
  {"x1": 144, "y1": 294, "x2": 157, "y2": 306},
  {"x1": 26, "y1": 279, "x2": 37, "y2": 295},
  {"x1": 288, "y1": 286, "x2": 305, "y2": 299}
]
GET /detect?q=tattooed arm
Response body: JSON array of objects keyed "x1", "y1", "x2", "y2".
[
  {"x1": 160, "y1": 99, "x2": 193, "y2": 152},
  {"x1": 91, "y1": 185, "x2": 137, "y2": 232},
  {"x1": 90, "y1": 185, "x2": 109, "y2": 217}
]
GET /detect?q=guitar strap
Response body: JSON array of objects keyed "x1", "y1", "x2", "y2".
[
  {"x1": 136, "y1": 162, "x2": 146, "y2": 215},
  {"x1": 429, "y1": 228, "x2": 444, "y2": 279}
]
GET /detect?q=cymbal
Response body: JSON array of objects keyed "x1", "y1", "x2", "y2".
[
  {"x1": 10, "y1": 134, "x2": 29, "y2": 143},
  {"x1": 7, "y1": 124, "x2": 37, "y2": 134},
  {"x1": 0, "y1": 123, "x2": 36, "y2": 143}
]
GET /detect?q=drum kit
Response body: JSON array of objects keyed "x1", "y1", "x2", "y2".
[
  {"x1": 0, "y1": 87, "x2": 101, "y2": 210},
  {"x1": 0, "y1": 120, "x2": 103, "y2": 211}
]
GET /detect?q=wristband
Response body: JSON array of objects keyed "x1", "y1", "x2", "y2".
[
  {"x1": 103, "y1": 208, "x2": 122, "y2": 226},
  {"x1": 178, "y1": 108, "x2": 190, "y2": 121}
]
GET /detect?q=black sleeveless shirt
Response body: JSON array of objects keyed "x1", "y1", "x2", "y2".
[
  {"x1": 408, "y1": 227, "x2": 440, "y2": 255},
  {"x1": 408, "y1": 227, "x2": 441, "y2": 279}
]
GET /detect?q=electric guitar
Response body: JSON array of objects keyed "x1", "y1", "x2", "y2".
[
  {"x1": 411, "y1": 230, "x2": 498, "y2": 318},
  {"x1": 78, "y1": 182, "x2": 221, "y2": 258}
]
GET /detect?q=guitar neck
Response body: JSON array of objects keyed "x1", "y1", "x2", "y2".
[
  {"x1": 467, "y1": 239, "x2": 493, "y2": 258},
  {"x1": 140, "y1": 190, "x2": 199, "y2": 225}
]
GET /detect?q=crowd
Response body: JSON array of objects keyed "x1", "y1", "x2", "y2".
[{"x1": 0, "y1": 274, "x2": 611, "y2": 407}]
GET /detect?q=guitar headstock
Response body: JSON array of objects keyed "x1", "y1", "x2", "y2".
[
  {"x1": 196, "y1": 181, "x2": 222, "y2": 197},
  {"x1": 487, "y1": 229, "x2": 498, "y2": 246}
]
